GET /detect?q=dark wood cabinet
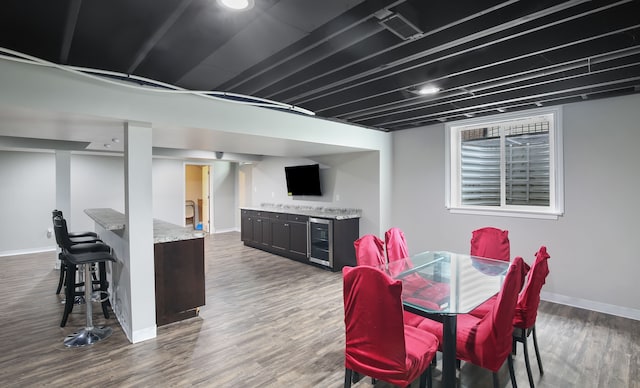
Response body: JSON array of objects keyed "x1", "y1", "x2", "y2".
[
  {"x1": 241, "y1": 210, "x2": 253, "y2": 242},
  {"x1": 240, "y1": 208, "x2": 358, "y2": 271},
  {"x1": 154, "y1": 237, "x2": 205, "y2": 326},
  {"x1": 271, "y1": 219, "x2": 290, "y2": 252},
  {"x1": 288, "y1": 216, "x2": 308, "y2": 259}
]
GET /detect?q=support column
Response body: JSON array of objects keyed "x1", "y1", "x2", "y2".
[
  {"x1": 124, "y1": 121, "x2": 156, "y2": 342},
  {"x1": 54, "y1": 150, "x2": 71, "y2": 268}
]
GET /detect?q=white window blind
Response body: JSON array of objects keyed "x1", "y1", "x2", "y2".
[{"x1": 446, "y1": 107, "x2": 563, "y2": 219}]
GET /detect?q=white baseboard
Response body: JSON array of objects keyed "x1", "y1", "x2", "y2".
[
  {"x1": 213, "y1": 227, "x2": 240, "y2": 234},
  {"x1": 541, "y1": 291, "x2": 640, "y2": 321},
  {"x1": 0, "y1": 246, "x2": 56, "y2": 258}
]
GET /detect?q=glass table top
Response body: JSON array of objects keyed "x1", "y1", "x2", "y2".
[{"x1": 381, "y1": 251, "x2": 510, "y2": 314}]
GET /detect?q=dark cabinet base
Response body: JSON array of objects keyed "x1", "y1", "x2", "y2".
[
  {"x1": 241, "y1": 209, "x2": 358, "y2": 272},
  {"x1": 154, "y1": 238, "x2": 205, "y2": 326}
]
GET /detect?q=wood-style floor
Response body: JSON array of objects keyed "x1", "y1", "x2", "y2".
[{"x1": 0, "y1": 232, "x2": 638, "y2": 387}]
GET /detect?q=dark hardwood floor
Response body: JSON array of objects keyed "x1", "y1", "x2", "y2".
[{"x1": 0, "y1": 232, "x2": 637, "y2": 387}]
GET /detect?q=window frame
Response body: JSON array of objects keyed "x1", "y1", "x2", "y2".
[{"x1": 445, "y1": 106, "x2": 564, "y2": 219}]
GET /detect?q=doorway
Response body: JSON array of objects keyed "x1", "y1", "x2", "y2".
[{"x1": 185, "y1": 164, "x2": 211, "y2": 232}]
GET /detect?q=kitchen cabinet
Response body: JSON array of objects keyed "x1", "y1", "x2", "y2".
[{"x1": 240, "y1": 208, "x2": 358, "y2": 271}]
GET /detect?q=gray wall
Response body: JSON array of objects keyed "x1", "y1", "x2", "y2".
[
  {"x1": 390, "y1": 93, "x2": 640, "y2": 319},
  {"x1": 248, "y1": 151, "x2": 380, "y2": 236},
  {"x1": 212, "y1": 161, "x2": 237, "y2": 232},
  {"x1": 0, "y1": 153, "x2": 235, "y2": 255},
  {"x1": 0, "y1": 150, "x2": 55, "y2": 254}
]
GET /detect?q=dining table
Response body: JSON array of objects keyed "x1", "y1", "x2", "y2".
[{"x1": 379, "y1": 251, "x2": 510, "y2": 388}]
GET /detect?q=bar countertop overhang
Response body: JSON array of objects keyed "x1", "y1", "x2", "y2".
[{"x1": 84, "y1": 208, "x2": 206, "y2": 243}]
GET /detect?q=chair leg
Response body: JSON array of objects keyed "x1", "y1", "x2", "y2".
[
  {"x1": 418, "y1": 368, "x2": 427, "y2": 388},
  {"x1": 427, "y1": 364, "x2": 433, "y2": 388},
  {"x1": 344, "y1": 368, "x2": 352, "y2": 388},
  {"x1": 60, "y1": 262, "x2": 77, "y2": 327},
  {"x1": 522, "y1": 332, "x2": 535, "y2": 388},
  {"x1": 531, "y1": 326, "x2": 544, "y2": 375},
  {"x1": 98, "y1": 261, "x2": 110, "y2": 319},
  {"x1": 56, "y1": 255, "x2": 66, "y2": 294},
  {"x1": 507, "y1": 354, "x2": 518, "y2": 388},
  {"x1": 493, "y1": 372, "x2": 500, "y2": 388}
]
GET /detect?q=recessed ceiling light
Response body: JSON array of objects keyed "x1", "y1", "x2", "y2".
[
  {"x1": 416, "y1": 85, "x2": 440, "y2": 95},
  {"x1": 112, "y1": 137, "x2": 120, "y2": 143},
  {"x1": 218, "y1": 0, "x2": 254, "y2": 10},
  {"x1": 104, "y1": 143, "x2": 111, "y2": 148}
]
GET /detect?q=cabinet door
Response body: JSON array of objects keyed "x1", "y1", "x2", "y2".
[
  {"x1": 260, "y1": 217, "x2": 272, "y2": 246},
  {"x1": 271, "y1": 219, "x2": 289, "y2": 251},
  {"x1": 241, "y1": 215, "x2": 253, "y2": 242},
  {"x1": 289, "y1": 221, "x2": 308, "y2": 257},
  {"x1": 252, "y1": 217, "x2": 264, "y2": 244}
]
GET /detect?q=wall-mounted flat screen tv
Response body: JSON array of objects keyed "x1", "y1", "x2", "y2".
[{"x1": 285, "y1": 164, "x2": 322, "y2": 196}]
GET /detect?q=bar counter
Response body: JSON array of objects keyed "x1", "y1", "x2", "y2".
[
  {"x1": 85, "y1": 208, "x2": 206, "y2": 330},
  {"x1": 85, "y1": 208, "x2": 206, "y2": 243}
]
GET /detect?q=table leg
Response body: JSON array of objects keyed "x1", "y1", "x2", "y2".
[{"x1": 442, "y1": 314, "x2": 457, "y2": 388}]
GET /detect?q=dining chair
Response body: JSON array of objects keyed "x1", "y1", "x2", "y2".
[
  {"x1": 385, "y1": 227, "x2": 449, "y2": 312},
  {"x1": 418, "y1": 257, "x2": 525, "y2": 388},
  {"x1": 512, "y1": 246, "x2": 550, "y2": 388},
  {"x1": 353, "y1": 234, "x2": 386, "y2": 267},
  {"x1": 354, "y1": 233, "x2": 425, "y2": 327},
  {"x1": 343, "y1": 266, "x2": 439, "y2": 388},
  {"x1": 470, "y1": 226, "x2": 511, "y2": 262}
]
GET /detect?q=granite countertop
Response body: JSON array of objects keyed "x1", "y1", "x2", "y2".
[
  {"x1": 84, "y1": 208, "x2": 205, "y2": 243},
  {"x1": 241, "y1": 203, "x2": 361, "y2": 220}
]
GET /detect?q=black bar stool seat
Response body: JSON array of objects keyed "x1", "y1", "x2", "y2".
[{"x1": 63, "y1": 250, "x2": 116, "y2": 347}]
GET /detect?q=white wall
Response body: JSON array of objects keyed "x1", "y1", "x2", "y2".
[
  {"x1": 0, "y1": 150, "x2": 55, "y2": 255},
  {"x1": 390, "y1": 93, "x2": 640, "y2": 319},
  {"x1": 211, "y1": 161, "x2": 237, "y2": 232},
  {"x1": 249, "y1": 151, "x2": 380, "y2": 236},
  {"x1": 70, "y1": 154, "x2": 124, "y2": 232},
  {"x1": 152, "y1": 158, "x2": 184, "y2": 226}
]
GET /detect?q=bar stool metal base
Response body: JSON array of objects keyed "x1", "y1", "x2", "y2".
[{"x1": 63, "y1": 326, "x2": 113, "y2": 347}]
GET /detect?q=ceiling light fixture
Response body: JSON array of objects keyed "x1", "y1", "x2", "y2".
[
  {"x1": 416, "y1": 85, "x2": 440, "y2": 95},
  {"x1": 218, "y1": 0, "x2": 254, "y2": 10}
]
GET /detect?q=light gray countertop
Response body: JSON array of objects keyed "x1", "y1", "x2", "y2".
[
  {"x1": 84, "y1": 208, "x2": 206, "y2": 243},
  {"x1": 241, "y1": 203, "x2": 361, "y2": 220}
]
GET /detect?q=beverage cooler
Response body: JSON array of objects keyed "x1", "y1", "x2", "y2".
[{"x1": 308, "y1": 217, "x2": 333, "y2": 268}]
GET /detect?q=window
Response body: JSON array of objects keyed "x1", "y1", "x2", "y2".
[{"x1": 446, "y1": 107, "x2": 563, "y2": 219}]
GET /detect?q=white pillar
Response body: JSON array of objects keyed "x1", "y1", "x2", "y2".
[
  {"x1": 54, "y1": 150, "x2": 71, "y2": 268},
  {"x1": 124, "y1": 121, "x2": 156, "y2": 342}
]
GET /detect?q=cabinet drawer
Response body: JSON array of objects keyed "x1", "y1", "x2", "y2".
[
  {"x1": 288, "y1": 214, "x2": 308, "y2": 222},
  {"x1": 256, "y1": 211, "x2": 274, "y2": 218},
  {"x1": 272, "y1": 213, "x2": 286, "y2": 220},
  {"x1": 241, "y1": 209, "x2": 257, "y2": 216}
]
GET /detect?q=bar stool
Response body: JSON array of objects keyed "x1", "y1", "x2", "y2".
[
  {"x1": 52, "y1": 210, "x2": 101, "y2": 295},
  {"x1": 63, "y1": 250, "x2": 116, "y2": 347},
  {"x1": 53, "y1": 215, "x2": 111, "y2": 327}
]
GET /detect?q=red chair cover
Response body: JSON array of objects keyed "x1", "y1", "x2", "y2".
[
  {"x1": 470, "y1": 227, "x2": 511, "y2": 262},
  {"x1": 418, "y1": 257, "x2": 525, "y2": 372},
  {"x1": 514, "y1": 246, "x2": 550, "y2": 329},
  {"x1": 384, "y1": 227, "x2": 449, "y2": 315},
  {"x1": 468, "y1": 255, "x2": 530, "y2": 318},
  {"x1": 354, "y1": 232, "x2": 426, "y2": 327},
  {"x1": 343, "y1": 266, "x2": 438, "y2": 387},
  {"x1": 353, "y1": 234, "x2": 386, "y2": 267}
]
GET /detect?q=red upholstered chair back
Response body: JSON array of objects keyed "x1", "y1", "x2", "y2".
[
  {"x1": 385, "y1": 227, "x2": 409, "y2": 262},
  {"x1": 470, "y1": 227, "x2": 511, "y2": 262},
  {"x1": 470, "y1": 257, "x2": 524, "y2": 372},
  {"x1": 384, "y1": 227, "x2": 412, "y2": 276},
  {"x1": 354, "y1": 234, "x2": 386, "y2": 267},
  {"x1": 343, "y1": 266, "x2": 407, "y2": 373},
  {"x1": 514, "y1": 246, "x2": 550, "y2": 328}
]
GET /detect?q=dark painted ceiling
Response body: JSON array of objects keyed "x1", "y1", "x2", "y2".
[{"x1": 1, "y1": 0, "x2": 639, "y2": 132}]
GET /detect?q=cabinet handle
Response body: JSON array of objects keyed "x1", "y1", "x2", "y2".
[{"x1": 284, "y1": 223, "x2": 289, "y2": 227}]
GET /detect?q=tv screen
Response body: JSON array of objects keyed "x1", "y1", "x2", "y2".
[{"x1": 285, "y1": 164, "x2": 322, "y2": 196}]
